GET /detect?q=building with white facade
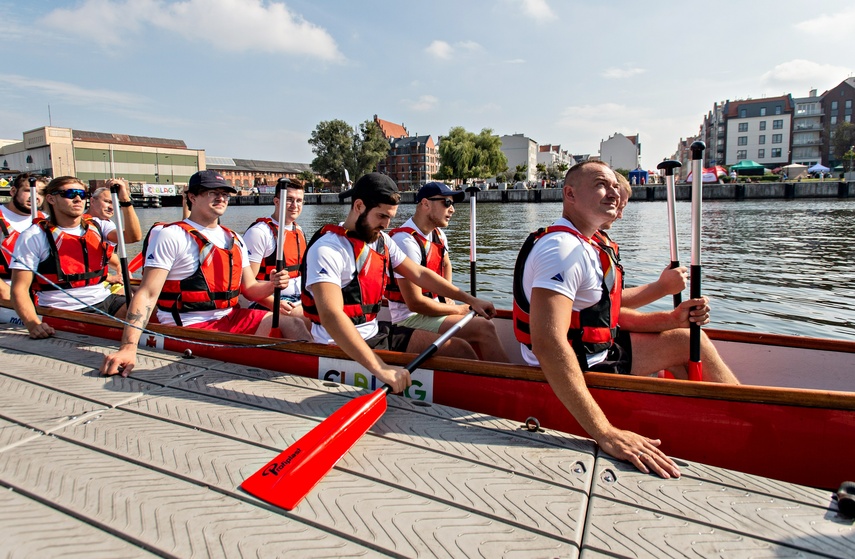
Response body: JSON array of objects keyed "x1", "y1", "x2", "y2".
[
  {"x1": 791, "y1": 90, "x2": 823, "y2": 167},
  {"x1": 498, "y1": 134, "x2": 538, "y2": 182},
  {"x1": 599, "y1": 133, "x2": 639, "y2": 170},
  {"x1": 536, "y1": 144, "x2": 574, "y2": 169},
  {"x1": 722, "y1": 96, "x2": 793, "y2": 167}
]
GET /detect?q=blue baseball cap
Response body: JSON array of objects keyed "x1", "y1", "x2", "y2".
[
  {"x1": 416, "y1": 182, "x2": 465, "y2": 203},
  {"x1": 188, "y1": 170, "x2": 238, "y2": 193}
]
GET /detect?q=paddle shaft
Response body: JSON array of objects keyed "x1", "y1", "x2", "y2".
[
  {"x1": 465, "y1": 186, "x2": 480, "y2": 296},
  {"x1": 28, "y1": 177, "x2": 38, "y2": 222},
  {"x1": 657, "y1": 160, "x2": 683, "y2": 308},
  {"x1": 241, "y1": 310, "x2": 478, "y2": 510},
  {"x1": 110, "y1": 186, "x2": 133, "y2": 304},
  {"x1": 271, "y1": 194, "x2": 288, "y2": 329},
  {"x1": 689, "y1": 142, "x2": 705, "y2": 380}
]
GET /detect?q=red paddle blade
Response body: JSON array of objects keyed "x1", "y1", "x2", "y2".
[
  {"x1": 241, "y1": 387, "x2": 388, "y2": 510},
  {"x1": 688, "y1": 361, "x2": 703, "y2": 382},
  {"x1": 128, "y1": 252, "x2": 143, "y2": 273}
]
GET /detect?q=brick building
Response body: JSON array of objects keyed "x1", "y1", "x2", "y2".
[{"x1": 373, "y1": 115, "x2": 438, "y2": 190}]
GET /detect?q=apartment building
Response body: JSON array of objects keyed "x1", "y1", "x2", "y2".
[
  {"x1": 722, "y1": 96, "x2": 793, "y2": 167},
  {"x1": 599, "y1": 132, "x2": 640, "y2": 170},
  {"x1": 820, "y1": 77, "x2": 855, "y2": 168},
  {"x1": 701, "y1": 101, "x2": 727, "y2": 167},
  {"x1": 499, "y1": 134, "x2": 538, "y2": 183},
  {"x1": 791, "y1": 90, "x2": 823, "y2": 167},
  {"x1": 373, "y1": 115, "x2": 437, "y2": 190}
]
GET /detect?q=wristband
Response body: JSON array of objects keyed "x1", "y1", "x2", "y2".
[{"x1": 119, "y1": 201, "x2": 133, "y2": 207}]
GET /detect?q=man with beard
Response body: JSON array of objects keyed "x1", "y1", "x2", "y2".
[
  {"x1": 100, "y1": 170, "x2": 310, "y2": 377},
  {"x1": 386, "y1": 182, "x2": 508, "y2": 362},
  {"x1": 301, "y1": 173, "x2": 498, "y2": 393},
  {"x1": 0, "y1": 173, "x2": 47, "y2": 302}
]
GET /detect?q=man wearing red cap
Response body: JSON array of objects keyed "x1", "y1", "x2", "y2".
[
  {"x1": 301, "y1": 173, "x2": 498, "y2": 393},
  {"x1": 386, "y1": 182, "x2": 508, "y2": 362},
  {"x1": 101, "y1": 170, "x2": 310, "y2": 377}
]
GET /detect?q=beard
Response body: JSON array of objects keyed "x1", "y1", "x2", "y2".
[
  {"x1": 353, "y1": 210, "x2": 380, "y2": 243},
  {"x1": 12, "y1": 193, "x2": 31, "y2": 215}
]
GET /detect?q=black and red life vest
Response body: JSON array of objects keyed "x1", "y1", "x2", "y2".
[
  {"x1": 512, "y1": 225, "x2": 623, "y2": 367},
  {"x1": 155, "y1": 221, "x2": 243, "y2": 326},
  {"x1": 31, "y1": 217, "x2": 112, "y2": 292},
  {"x1": 384, "y1": 226, "x2": 446, "y2": 303},
  {"x1": 0, "y1": 211, "x2": 45, "y2": 280},
  {"x1": 300, "y1": 225, "x2": 390, "y2": 326},
  {"x1": 246, "y1": 217, "x2": 306, "y2": 281}
]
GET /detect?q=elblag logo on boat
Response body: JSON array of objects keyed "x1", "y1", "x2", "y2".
[
  {"x1": 318, "y1": 357, "x2": 434, "y2": 401},
  {"x1": 262, "y1": 448, "x2": 302, "y2": 476}
]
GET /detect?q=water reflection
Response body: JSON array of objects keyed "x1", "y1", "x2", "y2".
[{"x1": 130, "y1": 198, "x2": 855, "y2": 341}]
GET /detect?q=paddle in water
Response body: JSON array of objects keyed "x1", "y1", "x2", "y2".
[
  {"x1": 656, "y1": 159, "x2": 683, "y2": 308},
  {"x1": 688, "y1": 141, "x2": 705, "y2": 381},
  {"x1": 241, "y1": 310, "x2": 478, "y2": 510}
]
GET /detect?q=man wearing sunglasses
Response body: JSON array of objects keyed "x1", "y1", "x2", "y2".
[
  {"x1": 100, "y1": 170, "x2": 310, "y2": 377},
  {"x1": 10, "y1": 176, "x2": 131, "y2": 339},
  {"x1": 0, "y1": 173, "x2": 47, "y2": 302},
  {"x1": 386, "y1": 182, "x2": 509, "y2": 362}
]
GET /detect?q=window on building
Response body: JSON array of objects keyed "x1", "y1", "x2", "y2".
[
  {"x1": 759, "y1": 135, "x2": 766, "y2": 144},
  {"x1": 847, "y1": 115, "x2": 852, "y2": 123},
  {"x1": 740, "y1": 109, "x2": 747, "y2": 118},
  {"x1": 772, "y1": 148, "x2": 782, "y2": 158},
  {"x1": 773, "y1": 119, "x2": 783, "y2": 129},
  {"x1": 758, "y1": 149, "x2": 765, "y2": 159},
  {"x1": 759, "y1": 121, "x2": 767, "y2": 130},
  {"x1": 738, "y1": 136, "x2": 748, "y2": 146},
  {"x1": 738, "y1": 122, "x2": 748, "y2": 132},
  {"x1": 737, "y1": 150, "x2": 747, "y2": 160},
  {"x1": 832, "y1": 101, "x2": 838, "y2": 111},
  {"x1": 772, "y1": 134, "x2": 782, "y2": 144},
  {"x1": 775, "y1": 105, "x2": 782, "y2": 115},
  {"x1": 760, "y1": 108, "x2": 767, "y2": 116},
  {"x1": 831, "y1": 115, "x2": 838, "y2": 125},
  {"x1": 846, "y1": 100, "x2": 852, "y2": 109}
]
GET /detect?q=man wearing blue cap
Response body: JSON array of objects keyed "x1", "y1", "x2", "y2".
[{"x1": 386, "y1": 182, "x2": 508, "y2": 362}]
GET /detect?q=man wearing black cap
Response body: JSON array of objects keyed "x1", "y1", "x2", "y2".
[
  {"x1": 386, "y1": 182, "x2": 509, "y2": 362},
  {"x1": 101, "y1": 170, "x2": 309, "y2": 377},
  {"x1": 301, "y1": 173, "x2": 498, "y2": 393}
]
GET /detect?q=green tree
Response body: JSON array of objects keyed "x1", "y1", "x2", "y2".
[
  {"x1": 308, "y1": 119, "x2": 390, "y2": 189},
  {"x1": 513, "y1": 163, "x2": 528, "y2": 182},
  {"x1": 830, "y1": 122, "x2": 855, "y2": 161},
  {"x1": 536, "y1": 163, "x2": 547, "y2": 180},
  {"x1": 435, "y1": 127, "x2": 507, "y2": 183},
  {"x1": 296, "y1": 170, "x2": 322, "y2": 190}
]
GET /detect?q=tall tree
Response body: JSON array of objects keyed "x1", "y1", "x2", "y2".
[
  {"x1": 436, "y1": 127, "x2": 507, "y2": 183},
  {"x1": 309, "y1": 119, "x2": 390, "y2": 188},
  {"x1": 830, "y1": 122, "x2": 855, "y2": 161}
]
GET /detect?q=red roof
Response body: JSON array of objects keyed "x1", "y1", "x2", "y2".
[{"x1": 375, "y1": 117, "x2": 408, "y2": 139}]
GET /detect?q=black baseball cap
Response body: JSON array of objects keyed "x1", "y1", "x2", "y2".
[
  {"x1": 416, "y1": 182, "x2": 465, "y2": 203},
  {"x1": 339, "y1": 172, "x2": 400, "y2": 205},
  {"x1": 188, "y1": 170, "x2": 238, "y2": 194}
]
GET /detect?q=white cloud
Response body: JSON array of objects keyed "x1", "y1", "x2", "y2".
[
  {"x1": 0, "y1": 74, "x2": 147, "y2": 108},
  {"x1": 425, "y1": 39, "x2": 483, "y2": 60},
  {"x1": 517, "y1": 0, "x2": 554, "y2": 22},
  {"x1": 795, "y1": 8, "x2": 855, "y2": 35},
  {"x1": 760, "y1": 59, "x2": 852, "y2": 93},
  {"x1": 602, "y1": 67, "x2": 646, "y2": 79},
  {"x1": 504, "y1": 59, "x2": 526, "y2": 65},
  {"x1": 40, "y1": 0, "x2": 343, "y2": 61},
  {"x1": 403, "y1": 95, "x2": 439, "y2": 112}
]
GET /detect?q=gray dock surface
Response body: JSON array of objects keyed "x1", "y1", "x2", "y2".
[{"x1": 0, "y1": 324, "x2": 852, "y2": 558}]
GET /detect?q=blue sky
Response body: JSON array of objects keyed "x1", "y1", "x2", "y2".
[{"x1": 2, "y1": 0, "x2": 853, "y2": 170}]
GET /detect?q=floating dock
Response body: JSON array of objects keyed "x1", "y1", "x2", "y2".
[{"x1": 0, "y1": 324, "x2": 852, "y2": 558}]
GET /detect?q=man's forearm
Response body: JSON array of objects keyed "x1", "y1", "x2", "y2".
[
  {"x1": 618, "y1": 307, "x2": 680, "y2": 333},
  {"x1": 120, "y1": 292, "x2": 155, "y2": 346}
]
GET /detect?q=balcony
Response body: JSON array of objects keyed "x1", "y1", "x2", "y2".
[{"x1": 792, "y1": 138, "x2": 823, "y2": 146}]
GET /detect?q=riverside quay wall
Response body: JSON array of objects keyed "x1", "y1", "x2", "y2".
[{"x1": 226, "y1": 181, "x2": 855, "y2": 206}]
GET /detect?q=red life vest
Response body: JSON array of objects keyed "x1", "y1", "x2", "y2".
[
  {"x1": 512, "y1": 225, "x2": 623, "y2": 367},
  {"x1": 384, "y1": 226, "x2": 446, "y2": 303},
  {"x1": 300, "y1": 224, "x2": 390, "y2": 326},
  {"x1": 0, "y1": 211, "x2": 45, "y2": 280},
  {"x1": 593, "y1": 230, "x2": 625, "y2": 289},
  {"x1": 32, "y1": 217, "x2": 113, "y2": 292},
  {"x1": 156, "y1": 222, "x2": 243, "y2": 326},
  {"x1": 246, "y1": 218, "x2": 306, "y2": 281}
]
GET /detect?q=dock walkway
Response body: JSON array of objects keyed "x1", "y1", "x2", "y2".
[{"x1": 0, "y1": 324, "x2": 852, "y2": 558}]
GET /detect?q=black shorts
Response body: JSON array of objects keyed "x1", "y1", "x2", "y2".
[
  {"x1": 365, "y1": 321, "x2": 414, "y2": 353},
  {"x1": 586, "y1": 329, "x2": 633, "y2": 375},
  {"x1": 80, "y1": 294, "x2": 126, "y2": 317}
]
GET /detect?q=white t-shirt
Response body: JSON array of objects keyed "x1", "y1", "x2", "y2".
[
  {"x1": 243, "y1": 219, "x2": 302, "y2": 299},
  {"x1": 1, "y1": 206, "x2": 39, "y2": 286},
  {"x1": 388, "y1": 217, "x2": 449, "y2": 324},
  {"x1": 518, "y1": 217, "x2": 607, "y2": 367},
  {"x1": 145, "y1": 219, "x2": 250, "y2": 326},
  {"x1": 10, "y1": 219, "x2": 116, "y2": 309},
  {"x1": 304, "y1": 229, "x2": 407, "y2": 344}
]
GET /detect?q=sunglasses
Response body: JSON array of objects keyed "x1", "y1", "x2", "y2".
[
  {"x1": 427, "y1": 197, "x2": 454, "y2": 208},
  {"x1": 55, "y1": 189, "x2": 88, "y2": 200}
]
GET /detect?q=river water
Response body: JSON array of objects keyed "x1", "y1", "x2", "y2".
[{"x1": 129, "y1": 198, "x2": 855, "y2": 341}]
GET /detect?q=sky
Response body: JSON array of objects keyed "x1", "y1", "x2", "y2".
[{"x1": 2, "y1": 0, "x2": 854, "y2": 171}]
